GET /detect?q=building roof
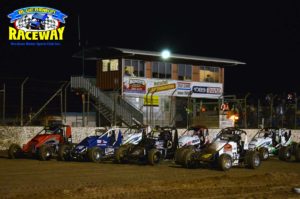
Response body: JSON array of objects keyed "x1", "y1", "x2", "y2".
[{"x1": 73, "y1": 46, "x2": 245, "y2": 66}]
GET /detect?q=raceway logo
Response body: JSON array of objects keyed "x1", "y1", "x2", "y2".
[{"x1": 7, "y1": 6, "x2": 67, "y2": 44}]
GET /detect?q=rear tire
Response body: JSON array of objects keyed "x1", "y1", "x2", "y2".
[
  {"x1": 38, "y1": 145, "x2": 52, "y2": 161},
  {"x1": 58, "y1": 144, "x2": 72, "y2": 161},
  {"x1": 291, "y1": 142, "x2": 298, "y2": 155},
  {"x1": 245, "y1": 151, "x2": 260, "y2": 169},
  {"x1": 147, "y1": 149, "x2": 161, "y2": 165},
  {"x1": 174, "y1": 148, "x2": 189, "y2": 165},
  {"x1": 115, "y1": 145, "x2": 129, "y2": 163},
  {"x1": 279, "y1": 146, "x2": 292, "y2": 161},
  {"x1": 218, "y1": 153, "x2": 232, "y2": 171},
  {"x1": 8, "y1": 144, "x2": 22, "y2": 159},
  {"x1": 259, "y1": 147, "x2": 269, "y2": 160},
  {"x1": 184, "y1": 150, "x2": 198, "y2": 169},
  {"x1": 295, "y1": 145, "x2": 300, "y2": 162},
  {"x1": 87, "y1": 147, "x2": 102, "y2": 163}
]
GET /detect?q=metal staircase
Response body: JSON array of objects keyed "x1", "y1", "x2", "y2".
[{"x1": 70, "y1": 76, "x2": 143, "y2": 126}]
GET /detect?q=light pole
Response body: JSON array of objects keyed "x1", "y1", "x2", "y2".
[
  {"x1": 81, "y1": 93, "x2": 85, "y2": 127},
  {"x1": 0, "y1": 84, "x2": 5, "y2": 124},
  {"x1": 269, "y1": 94, "x2": 277, "y2": 127},
  {"x1": 20, "y1": 77, "x2": 29, "y2": 126},
  {"x1": 294, "y1": 93, "x2": 297, "y2": 129}
]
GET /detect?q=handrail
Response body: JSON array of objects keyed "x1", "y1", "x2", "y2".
[{"x1": 71, "y1": 76, "x2": 143, "y2": 125}]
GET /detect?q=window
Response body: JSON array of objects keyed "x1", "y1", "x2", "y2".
[
  {"x1": 152, "y1": 62, "x2": 172, "y2": 79},
  {"x1": 124, "y1": 59, "x2": 145, "y2": 77},
  {"x1": 139, "y1": 61, "x2": 145, "y2": 77},
  {"x1": 102, "y1": 60, "x2": 109, "y2": 72},
  {"x1": 152, "y1": 62, "x2": 158, "y2": 78},
  {"x1": 102, "y1": 59, "x2": 119, "y2": 72},
  {"x1": 178, "y1": 64, "x2": 192, "y2": 80},
  {"x1": 110, "y1": 59, "x2": 119, "y2": 71},
  {"x1": 158, "y1": 62, "x2": 165, "y2": 78},
  {"x1": 199, "y1": 66, "x2": 220, "y2": 82},
  {"x1": 166, "y1": 63, "x2": 171, "y2": 78}
]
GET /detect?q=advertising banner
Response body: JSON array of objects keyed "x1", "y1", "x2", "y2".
[{"x1": 123, "y1": 77, "x2": 222, "y2": 99}]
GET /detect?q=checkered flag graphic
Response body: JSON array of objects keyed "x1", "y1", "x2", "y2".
[
  {"x1": 15, "y1": 15, "x2": 31, "y2": 29},
  {"x1": 43, "y1": 18, "x2": 57, "y2": 30}
]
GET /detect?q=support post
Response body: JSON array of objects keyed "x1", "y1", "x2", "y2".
[{"x1": 1, "y1": 84, "x2": 5, "y2": 124}]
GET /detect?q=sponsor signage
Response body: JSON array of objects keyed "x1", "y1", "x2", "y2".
[
  {"x1": 123, "y1": 77, "x2": 223, "y2": 99},
  {"x1": 143, "y1": 95, "x2": 159, "y2": 106},
  {"x1": 148, "y1": 83, "x2": 176, "y2": 93},
  {"x1": 177, "y1": 82, "x2": 191, "y2": 96},
  {"x1": 192, "y1": 86, "x2": 222, "y2": 95},
  {"x1": 123, "y1": 78, "x2": 146, "y2": 94}
]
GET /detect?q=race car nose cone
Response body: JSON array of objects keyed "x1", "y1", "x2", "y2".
[{"x1": 293, "y1": 187, "x2": 300, "y2": 194}]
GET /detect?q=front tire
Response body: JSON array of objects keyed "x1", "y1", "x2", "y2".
[
  {"x1": 259, "y1": 147, "x2": 269, "y2": 160},
  {"x1": 147, "y1": 149, "x2": 161, "y2": 165},
  {"x1": 115, "y1": 145, "x2": 129, "y2": 164},
  {"x1": 58, "y1": 144, "x2": 72, "y2": 161},
  {"x1": 175, "y1": 148, "x2": 190, "y2": 165},
  {"x1": 87, "y1": 147, "x2": 102, "y2": 163},
  {"x1": 184, "y1": 150, "x2": 198, "y2": 169},
  {"x1": 245, "y1": 151, "x2": 260, "y2": 169},
  {"x1": 218, "y1": 154, "x2": 232, "y2": 171},
  {"x1": 8, "y1": 144, "x2": 22, "y2": 159},
  {"x1": 38, "y1": 145, "x2": 52, "y2": 161},
  {"x1": 279, "y1": 146, "x2": 292, "y2": 161}
]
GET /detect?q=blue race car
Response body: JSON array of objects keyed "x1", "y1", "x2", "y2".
[
  {"x1": 27, "y1": 13, "x2": 48, "y2": 30},
  {"x1": 58, "y1": 127, "x2": 122, "y2": 163}
]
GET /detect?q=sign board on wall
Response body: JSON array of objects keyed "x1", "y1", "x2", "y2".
[
  {"x1": 123, "y1": 77, "x2": 223, "y2": 99},
  {"x1": 143, "y1": 95, "x2": 159, "y2": 106},
  {"x1": 148, "y1": 83, "x2": 176, "y2": 93},
  {"x1": 123, "y1": 78, "x2": 146, "y2": 94}
]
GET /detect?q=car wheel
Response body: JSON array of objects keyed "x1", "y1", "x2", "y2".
[
  {"x1": 218, "y1": 153, "x2": 232, "y2": 171},
  {"x1": 259, "y1": 147, "x2": 269, "y2": 160},
  {"x1": 175, "y1": 148, "x2": 189, "y2": 165},
  {"x1": 295, "y1": 145, "x2": 300, "y2": 162},
  {"x1": 184, "y1": 150, "x2": 198, "y2": 169},
  {"x1": 8, "y1": 144, "x2": 22, "y2": 159},
  {"x1": 246, "y1": 151, "x2": 260, "y2": 169},
  {"x1": 115, "y1": 145, "x2": 129, "y2": 164},
  {"x1": 87, "y1": 147, "x2": 102, "y2": 163},
  {"x1": 147, "y1": 149, "x2": 161, "y2": 165},
  {"x1": 38, "y1": 145, "x2": 52, "y2": 161},
  {"x1": 279, "y1": 146, "x2": 292, "y2": 161},
  {"x1": 58, "y1": 144, "x2": 72, "y2": 161}
]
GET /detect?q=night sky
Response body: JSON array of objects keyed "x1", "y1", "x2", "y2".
[{"x1": 1, "y1": 1, "x2": 300, "y2": 98}]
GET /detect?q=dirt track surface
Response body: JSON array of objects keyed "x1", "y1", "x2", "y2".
[{"x1": 0, "y1": 152, "x2": 300, "y2": 199}]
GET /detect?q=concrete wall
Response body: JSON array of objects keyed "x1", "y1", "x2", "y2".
[{"x1": 0, "y1": 126, "x2": 299, "y2": 150}]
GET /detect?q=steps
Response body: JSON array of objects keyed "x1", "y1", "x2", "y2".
[{"x1": 71, "y1": 76, "x2": 143, "y2": 126}]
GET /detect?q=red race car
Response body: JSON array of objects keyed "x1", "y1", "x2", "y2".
[{"x1": 8, "y1": 125, "x2": 72, "y2": 161}]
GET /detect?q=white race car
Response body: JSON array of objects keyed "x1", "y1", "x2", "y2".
[{"x1": 248, "y1": 127, "x2": 292, "y2": 160}]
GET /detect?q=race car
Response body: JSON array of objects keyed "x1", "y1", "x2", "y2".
[
  {"x1": 182, "y1": 127, "x2": 261, "y2": 171},
  {"x1": 248, "y1": 127, "x2": 292, "y2": 160}
]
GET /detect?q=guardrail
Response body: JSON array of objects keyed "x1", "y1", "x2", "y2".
[{"x1": 71, "y1": 76, "x2": 143, "y2": 126}]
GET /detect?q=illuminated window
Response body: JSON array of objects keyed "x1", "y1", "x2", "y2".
[
  {"x1": 102, "y1": 60, "x2": 109, "y2": 72},
  {"x1": 110, "y1": 59, "x2": 119, "y2": 71},
  {"x1": 102, "y1": 59, "x2": 119, "y2": 72},
  {"x1": 124, "y1": 59, "x2": 145, "y2": 77},
  {"x1": 199, "y1": 66, "x2": 220, "y2": 82}
]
